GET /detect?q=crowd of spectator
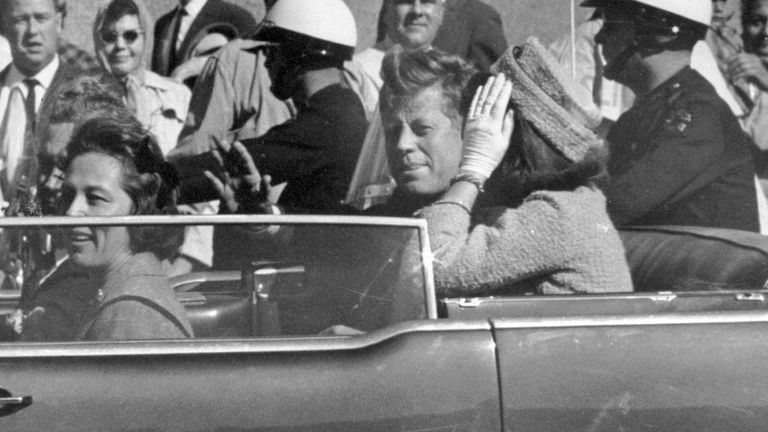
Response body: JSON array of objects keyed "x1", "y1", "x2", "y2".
[{"x1": 1, "y1": 0, "x2": 767, "y2": 340}]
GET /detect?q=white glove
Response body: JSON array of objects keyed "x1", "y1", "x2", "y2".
[{"x1": 460, "y1": 74, "x2": 515, "y2": 180}]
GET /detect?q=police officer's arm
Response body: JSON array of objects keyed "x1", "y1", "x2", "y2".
[
  {"x1": 603, "y1": 100, "x2": 731, "y2": 225},
  {"x1": 173, "y1": 113, "x2": 331, "y2": 205},
  {"x1": 238, "y1": 112, "x2": 334, "y2": 187}
]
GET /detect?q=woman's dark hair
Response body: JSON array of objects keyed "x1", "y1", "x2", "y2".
[
  {"x1": 102, "y1": 0, "x2": 140, "y2": 26},
  {"x1": 380, "y1": 45, "x2": 477, "y2": 122},
  {"x1": 50, "y1": 73, "x2": 128, "y2": 124},
  {"x1": 461, "y1": 73, "x2": 608, "y2": 208},
  {"x1": 63, "y1": 116, "x2": 183, "y2": 260}
]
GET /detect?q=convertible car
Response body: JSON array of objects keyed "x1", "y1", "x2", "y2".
[{"x1": 0, "y1": 214, "x2": 767, "y2": 431}]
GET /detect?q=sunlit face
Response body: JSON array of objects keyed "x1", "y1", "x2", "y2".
[
  {"x1": 385, "y1": 0, "x2": 445, "y2": 49},
  {"x1": 744, "y1": 0, "x2": 768, "y2": 56},
  {"x1": 3, "y1": 0, "x2": 62, "y2": 76},
  {"x1": 712, "y1": 0, "x2": 736, "y2": 26},
  {"x1": 61, "y1": 152, "x2": 134, "y2": 271},
  {"x1": 383, "y1": 85, "x2": 463, "y2": 199},
  {"x1": 100, "y1": 14, "x2": 144, "y2": 77}
]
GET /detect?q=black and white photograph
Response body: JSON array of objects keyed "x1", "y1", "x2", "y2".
[{"x1": 0, "y1": 0, "x2": 767, "y2": 430}]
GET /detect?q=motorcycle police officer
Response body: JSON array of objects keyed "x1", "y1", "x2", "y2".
[{"x1": 583, "y1": 0, "x2": 761, "y2": 231}]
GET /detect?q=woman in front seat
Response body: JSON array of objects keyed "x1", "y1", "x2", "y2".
[{"x1": 16, "y1": 115, "x2": 193, "y2": 341}]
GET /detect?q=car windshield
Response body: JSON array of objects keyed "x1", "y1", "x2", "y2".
[{"x1": 0, "y1": 215, "x2": 434, "y2": 341}]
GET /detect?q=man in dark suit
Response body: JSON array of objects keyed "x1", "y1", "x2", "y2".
[
  {"x1": 152, "y1": 0, "x2": 258, "y2": 78},
  {"x1": 0, "y1": 0, "x2": 76, "y2": 199}
]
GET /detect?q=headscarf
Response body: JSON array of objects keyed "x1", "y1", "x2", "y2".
[
  {"x1": 92, "y1": 0, "x2": 155, "y2": 115},
  {"x1": 92, "y1": 0, "x2": 155, "y2": 77}
]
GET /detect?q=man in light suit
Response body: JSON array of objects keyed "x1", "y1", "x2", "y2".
[
  {"x1": 152, "y1": 0, "x2": 258, "y2": 78},
  {"x1": 0, "y1": 0, "x2": 76, "y2": 199}
]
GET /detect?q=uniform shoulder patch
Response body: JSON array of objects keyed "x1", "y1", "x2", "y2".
[{"x1": 663, "y1": 106, "x2": 693, "y2": 134}]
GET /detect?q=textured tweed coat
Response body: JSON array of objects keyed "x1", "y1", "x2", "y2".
[{"x1": 420, "y1": 186, "x2": 633, "y2": 296}]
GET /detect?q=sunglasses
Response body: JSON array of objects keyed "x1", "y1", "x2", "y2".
[{"x1": 100, "y1": 29, "x2": 143, "y2": 44}]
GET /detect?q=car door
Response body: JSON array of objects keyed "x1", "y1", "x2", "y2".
[
  {"x1": 0, "y1": 215, "x2": 503, "y2": 432},
  {"x1": 485, "y1": 295, "x2": 768, "y2": 431},
  {"x1": 0, "y1": 321, "x2": 501, "y2": 431}
]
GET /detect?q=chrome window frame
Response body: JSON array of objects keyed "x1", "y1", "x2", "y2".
[{"x1": 0, "y1": 214, "x2": 438, "y2": 356}]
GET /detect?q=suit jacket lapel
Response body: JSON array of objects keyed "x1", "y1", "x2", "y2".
[
  {"x1": 0, "y1": 66, "x2": 10, "y2": 88},
  {"x1": 35, "y1": 62, "x2": 73, "y2": 142},
  {"x1": 154, "y1": 11, "x2": 177, "y2": 76},
  {"x1": 177, "y1": 0, "x2": 220, "y2": 61}
]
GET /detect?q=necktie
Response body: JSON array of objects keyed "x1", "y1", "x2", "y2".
[
  {"x1": 170, "y1": 7, "x2": 188, "y2": 69},
  {"x1": 16, "y1": 78, "x2": 40, "y2": 185},
  {"x1": 22, "y1": 78, "x2": 37, "y2": 132},
  {"x1": 0, "y1": 78, "x2": 38, "y2": 189}
]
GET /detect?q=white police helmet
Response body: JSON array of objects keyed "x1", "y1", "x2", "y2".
[
  {"x1": 259, "y1": 0, "x2": 357, "y2": 62},
  {"x1": 582, "y1": 0, "x2": 712, "y2": 29}
]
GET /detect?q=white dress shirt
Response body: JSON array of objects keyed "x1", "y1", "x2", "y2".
[
  {"x1": 0, "y1": 55, "x2": 60, "y2": 119},
  {"x1": 0, "y1": 36, "x2": 10, "y2": 72},
  {"x1": 0, "y1": 55, "x2": 59, "y2": 189},
  {"x1": 176, "y1": 0, "x2": 208, "y2": 51}
]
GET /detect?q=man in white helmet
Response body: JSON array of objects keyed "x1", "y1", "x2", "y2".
[
  {"x1": 174, "y1": 0, "x2": 368, "y2": 268},
  {"x1": 583, "y1": 0, "x2": 760, "y2": 232}
]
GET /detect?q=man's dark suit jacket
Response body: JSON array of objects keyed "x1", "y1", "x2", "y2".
[
  {"x1": 151, "y1": 0, "x2": 258, "y2": 77},
  {"x1": 0, "y1": 61, "x2": 76, "y2": 181},
  {"x1": 433, "y1": 0, "x2": 508, "y2": 71}
]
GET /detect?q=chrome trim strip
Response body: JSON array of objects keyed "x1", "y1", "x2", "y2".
[
  {"x1": 492, "y1": 310, "x2": 768, "y2": 329},
  {"x1": 418, "y1": 221, "x2": 438, "y2": 319},
  {"x1": 0, "y1": 320, "x2": 491, "y2": 358},
  {"x1": 0, "y1": 215, "x2": 438, "y2": 320},
  {"x1": 0, "y1": 214, "x2": 424, "y2": 227},
  {"x1": 442, "y1": 290, "x2": 768, "y2": 305}
]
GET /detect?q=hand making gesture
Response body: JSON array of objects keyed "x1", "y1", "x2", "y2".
[
  {"x1": 204, "y1": 139, "x2": 278, "y2": 214},
  {"x1": 460, "y1": 73, "x2": 515, "y2": 182}
]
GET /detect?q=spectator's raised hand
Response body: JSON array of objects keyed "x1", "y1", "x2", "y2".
[
  {"x1": 204, "y1": 140, "x2": 276, "y2": 214},
  {"x1": 728, "y1": 53, "x2": 768, "y2": 91},
  {"x1": 460, "y1": 73, "x2": 515, "y2": 181}
]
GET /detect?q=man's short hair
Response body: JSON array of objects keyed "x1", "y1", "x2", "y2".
[
  {"x1": 0, "y1": 0, "x2": 67, "y2": 29},
  {"x1": 379, "y1": 45, "x2": 476, "y2": 122},
  {"x1": 0, "y1": 0, "x2": 67, "y2": 16}
]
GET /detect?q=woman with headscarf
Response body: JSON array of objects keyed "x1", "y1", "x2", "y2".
[
  {"x1": 94, "y1": 0, "x2": 214, "y2": 276},
  {"x1": 93, "y1": 0, "x2": 191, "y2": 156}
]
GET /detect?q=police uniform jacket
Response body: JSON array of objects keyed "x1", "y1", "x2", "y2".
[{"x1": 604, "y1": 66, "x2": 760, "y2": 232}]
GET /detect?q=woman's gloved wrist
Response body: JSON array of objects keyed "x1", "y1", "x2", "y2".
[
  {"x1": 460, "y1": 127, "x2": 507, "y2": 179},
  {"x1": 451, "y1": 171, "x2": 487, "y2": 193}
]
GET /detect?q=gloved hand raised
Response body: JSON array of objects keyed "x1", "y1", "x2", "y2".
[{"x1": 460, "y1": 73, "x2": 515, "y2": 181}]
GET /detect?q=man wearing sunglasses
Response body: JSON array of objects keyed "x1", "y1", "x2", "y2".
[
  {"x1": 584, "y1": 0, "x2": 760, "y2": 232},
  {"x1": 0, "y1": 0, "x2": 77, "y2": 202}
]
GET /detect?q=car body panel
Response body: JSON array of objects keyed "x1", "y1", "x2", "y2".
[
  {"x1": 494, "y1": 313, "x2": 768, "y2": 431},
  {"x1": 2, "y1": 215, "x2": 768, "y2": 430},
  {"x1": 0, "y1": 321, "x2": 500, "y2": 431}
]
